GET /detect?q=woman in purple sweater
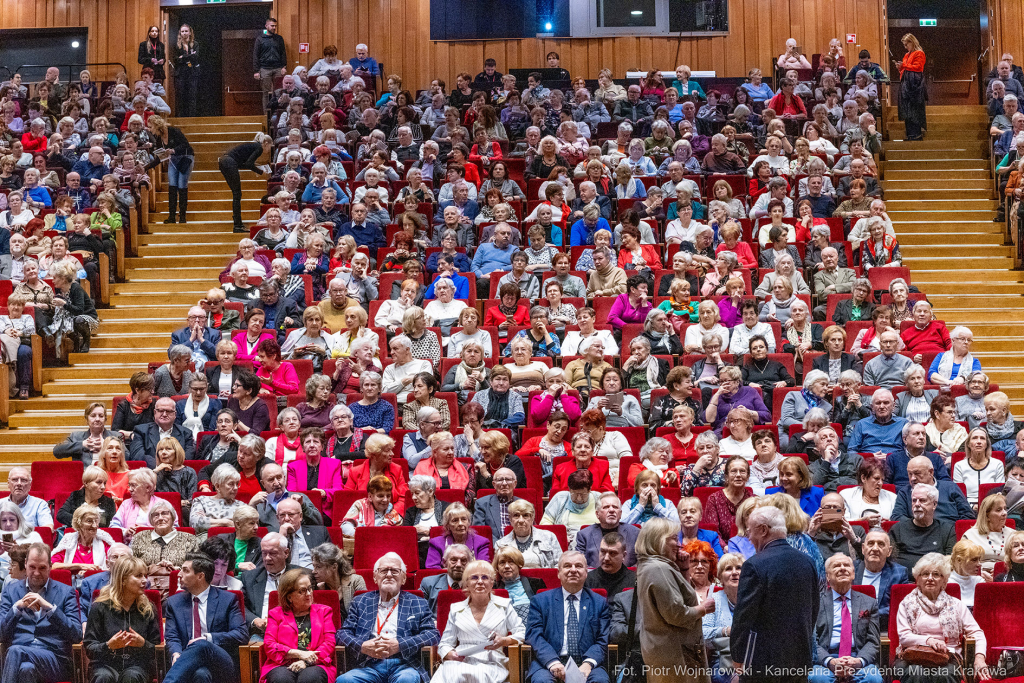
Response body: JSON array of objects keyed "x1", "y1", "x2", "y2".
[
  {"x1": 704, "y1": 365, "x2": 771, "y2": 434},
  {"x1": 607, "y1": 274, "x2": 653, "y2": 331}
]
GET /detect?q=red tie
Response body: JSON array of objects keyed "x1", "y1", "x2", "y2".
[
  {"x1": 192, "y1": 598, "x2": 201, "y2": 643},
  {"x1": 838, "y1": 595, "x2": 852, "y2": 658}
]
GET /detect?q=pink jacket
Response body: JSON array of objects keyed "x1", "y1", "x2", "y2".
[
  {"x1": 528, "y1": 393, "x2": 582, "y2": 427},
  {"x1": 287, "y1": 457, "x2": 344, "y2": 521},
  {"x1": 232, "y1": 331, "x2": 276, "y2": 363},
  {"x1": 260, "y1": 604, "x2": 337, "y2": 683},
  {"x1": 258, "y1": 361, "x2": 300, "y2": 396}
]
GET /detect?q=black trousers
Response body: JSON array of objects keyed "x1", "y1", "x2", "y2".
[
  {"x1": 219, "y1": 156, "x2": 243, "y2": 227},
  {"x1": 175, "y1": 69, "x2": 200, "y2": 117},
  {"x1": 265, "y1": 665, "x2": 328, "y2": 683},
  {"x1": 90, "y1": 664, "x2": 150, "y2": 683}
]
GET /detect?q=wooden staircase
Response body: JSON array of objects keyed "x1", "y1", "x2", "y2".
[
  {"x1": 0, "y1": 117, "x2": 267, "y2": 477},
  {"x1": 882, "y1": 104, "x2": 1024, "y2": 407}
]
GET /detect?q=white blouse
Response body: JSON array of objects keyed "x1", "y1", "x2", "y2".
[{"x1": 840, "y1": 486, "x2": 897, "y2": 521}]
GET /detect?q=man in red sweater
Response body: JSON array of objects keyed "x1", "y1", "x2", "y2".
[{"x1": 900, "y1": 300, "x2": 951, "y2": 363}]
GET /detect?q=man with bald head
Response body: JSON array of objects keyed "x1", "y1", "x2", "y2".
[
  {"x1": 883, "y1": 421, "x2": 949, "y2": 489},
  {"x1": 526, "y1": 550, "x2": 610, "y2": 683},
  {"x1": 275, "y1": 497, "x2": 330, "y2": 569},
  {"x1": 575, "y1": 492, "x2": 640, "y2": 568},
  {"x1": 169, "y1": 306, "x2": 221, "y2": 365},
  {"x1": 71, "y1": 146, "x2": 110, "y2": 189},
  {"x1": 471, "y1": 467, "x2": 523, "y2": 540},
  {"x1": 847, "y1": 389, "x2": 908, "y2": 457},
  {"x1": 862, "y1": 330, "x2": 913, "y2": 389},
  {"x1": 809, "y1": 427, "x2": 863, "y2": 492},
  {"x1": 891, "y1": 454, "x2": 973, "y2": 523},
  {"x1": 812, "y1": 246, "x2": 855, "y2": 310},
  {"x1": 129, "y1": 397, "x2": 195, "y2": 467}
]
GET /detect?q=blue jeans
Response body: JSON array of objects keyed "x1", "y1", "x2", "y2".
[
  {"x1": 1, "y1": 645, "x2": 70, "y2": 683},
  {"x1": 808, "y1": 663, "x2": 882, "y2": 683},
  {"x1": 335, "y1": 660, "x2": 421, "y2": 683},
  {"x1": 161, "y1": 640, "x2": 236, "y2": 683},
  {"x1": 13, "y1": 344, "x2": 31, "y2": 390},
  {"x1": 168, "y1": 156, "x2": 194, "y2": 188}
]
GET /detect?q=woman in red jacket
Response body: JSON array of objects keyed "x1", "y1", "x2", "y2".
[
  {"x1": 21, "y1": 118, "x2": 47, "y2": 152},
  {"x1": 550, "y1": 431, "x2": 614, "y2": 494},
  {"x1": 260, "y1": 569, "x2": 336, "y2": 683},
  {"x1": 897, "y1": 33, "x2": 927, "y2": 140}
]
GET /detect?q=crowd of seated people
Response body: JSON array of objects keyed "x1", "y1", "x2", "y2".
[{"x1": 0, "y1": 36, "x2": 1019, "y2": 683}]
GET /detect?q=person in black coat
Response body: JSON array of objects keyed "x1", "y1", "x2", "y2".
[
  {"x1": 251, "y1": 284, "x2": 302, "y2": 343},
  {"x1": 741, "y1": 339, "x2": 796, "y2": 415},
  {"x1": 83, "y1": 557, "x2": 163, "y2": 683},
  {"x1": 493, "y1": 546, "x2": 546, "y2": 621},
  {"x1": 832, "y1": 376, "x2": 872, "y2": 446},
  {"x1": 49, "y1": 268, "x2": 97, "y2": 353},
  {"x1": 145, "y1": 117, "x2": 195, "y2": 223},
  {"x1": 171, "y1": 26, "x2": 200, "y2": 117},
  {"x1": 731, "y1": 506, "x2": 820, "y2": 683},
  {"x1": 138, "y1": 27, "x2": 166, "y2": 81},
  {"x1": 111, "y1": 373, "x2": 157, "y2": 436},
  {"x1": 53, "y1": 403, "x2": 118, "y2": 463},
  {"x1": 220, "y1": 136, "x2": 274, "y2": 232},
  {"x1": 56, "y1": 485, "x2": 118, "y2": 528},
  {"x1": 641, "y1": 314, "x2": 684, "y2": 356},
  {"x1": 829, "y1": 280, "x2": 875, "y2": 326},
  {"x1": 128, "y1": 398, "x2": 196, "y2": 467}
]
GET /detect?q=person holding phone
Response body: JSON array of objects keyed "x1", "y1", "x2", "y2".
[{"x1": 778, "y1": 38, "x2": 812, "y2": 69}]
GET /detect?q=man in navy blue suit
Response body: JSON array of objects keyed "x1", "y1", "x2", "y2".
[
  {"x1": 162, "y1": 554, "x2": 248, "y2": 683},
  {"x1": 853, "y1": 529, "x2": 908, "y2": 632},
  {"x1": 731, "y1": 506, "x2": 820, "y2": 683},
  {"x1": 169, "y1": 307, "x2": 222, "y2": 365},
  {"x1": 0, "y1": 543, "x2": 82, "y2": 683},
  {"x1": 525, "y1": 550, "x2": 610, "y2": 683}
]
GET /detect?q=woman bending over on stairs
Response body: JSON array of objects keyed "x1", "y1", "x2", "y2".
[{"x1": 144, "y1": 116, "x2": 194, "y2": 224}]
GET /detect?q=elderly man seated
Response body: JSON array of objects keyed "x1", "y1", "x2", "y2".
[
  {"x1": 4, "y1": 468, "x2": 53, "y2": 528},
  {"x1": 899, "y1": 301, "x2": 951, "y2": 362},
  {"x1": 812, "y1": 247, "x2": 855, "y2": 311},
  {"x1": 884, "y1": 422, "x2": 950, "y2": 489},
  {"x1": 839, "y1": 112, "x2": 883, "y2": 155},
  {"x1": 170, "y1": 306, "x2": 222, "y2": 366},
  {"x1": 835, "y1": 159, "x2": 880, "y2": 198},
  {"x1": 854, "y1": 530, "x2": 907, "y2": 631},
  {"x1": 248, "y1": 463, "x2": 323, "y2": 530},
  {"x1": 336, "y1": 552, "x2": 439, "y2": 683},
  {"x1": 575, "y1": 492, "x2": 640, "y2": 569},
  {"x1": 861, "y1": 330, "x2": 913, "y2": 389},
  {"x1": 890, "y1": 454, "x2": 972, "y2": 523},
  {"x1": 809, "y1": 553, "x2": 882, "y2": 683},
  {"x1": 241, "y1": 532, "x2": 298, "y2": 643},
  {"x1": 275, "y1": 497, "x2": 330, "y2": 569},
  {"x1": 847, "y1": 389, "x2": 908, "y2": 459},
  {"x1": 418, "y1": 543, "x2": 472, "y2": 614},
  {"x1": 526, "y1": 550, "x2": 611, "y2": 683},
  {"x1": 809, "y1": 427, "x2": 863, "y2": 492},
  {"x1": 886, "y1": 483, "x2": 955, "y2": 570}
]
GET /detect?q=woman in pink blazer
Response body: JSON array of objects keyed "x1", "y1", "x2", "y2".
[
  {"x1": 287, "y1": 427, "x2": 344, "y2": 522},
  {"x1": 260, "y1": 568, "x2": 337, "y2": 683}
]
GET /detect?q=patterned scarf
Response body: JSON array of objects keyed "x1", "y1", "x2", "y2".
[{"x1": 901, "y1": 588, "x2": 962, "y2": 645}]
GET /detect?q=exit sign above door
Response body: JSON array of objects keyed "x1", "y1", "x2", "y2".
[{"x1": 919, "y1": 18, "x2": 937, "y2": 26}]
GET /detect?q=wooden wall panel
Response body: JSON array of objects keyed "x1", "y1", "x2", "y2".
[{"x1": 0, "y1": 0, "x2": 887, "y2": 91}]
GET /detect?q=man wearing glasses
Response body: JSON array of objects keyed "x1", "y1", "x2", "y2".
[
  {"x1": 200, "y1": 287, "x2": 240, "y2": 335},
  {"x1": 337, "y1": 552, "x2": 439, "y2": 683},
  {"x1": 169, "y1": 305, "x2": 222, "y2": 365},
  {"x1": 129, "y1": 397, "x2": 195, "y2": 467},
  {"x1": 472, "y1": 467, "x2": 523, "y2": 541}
]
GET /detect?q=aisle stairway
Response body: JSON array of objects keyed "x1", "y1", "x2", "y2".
[
  {"x1": 883, "y1": 104, "x2": 1024, "y2": 406},
  {"x1": 0, "y1": 117, "x2": 267, "y2": 477}
]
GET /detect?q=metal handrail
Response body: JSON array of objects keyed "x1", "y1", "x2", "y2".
[
  {"x1": 928, "y1": 74, "x2": 976, "y2": 84},
  {"x1": 14, "y1": 62, "x2": 128, "y2": 82}
]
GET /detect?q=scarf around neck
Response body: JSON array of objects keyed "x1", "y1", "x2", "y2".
[{"x1": 275, "y1": 434, "x2": 304, "y2": 465}]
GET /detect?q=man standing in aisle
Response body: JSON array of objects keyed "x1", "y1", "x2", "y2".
[{"x1": 253, "y1": 18, "x2": 287, "y2": 113}]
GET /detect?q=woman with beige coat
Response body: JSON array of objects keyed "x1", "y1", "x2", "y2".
[{"x1": 635, "y1": 517, "x2": 717, "y2": 683}]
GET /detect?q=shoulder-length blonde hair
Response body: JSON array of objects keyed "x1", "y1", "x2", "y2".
[
  {"x1": 635, "y1": 517, "x2": 680, "y2": 559},
  {"x1": 764, "y1": 491, "x2": 809, "y2": 534},
  {"x1": 901, "y1": 33, "x2": 922, "y2": 52},
  {"x1": 97, "y1": 555, "x2": 153, "y2": 617},
  {"x1": 98, "y1": 437, "x2": 128, "y2": 474},
  {"x1": 975, "y1": 493, "x2": 1006, "y2": 535}
]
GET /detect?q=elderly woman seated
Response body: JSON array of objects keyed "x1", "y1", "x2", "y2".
[
  {"x1": 110, "y1": 467, "x2": 159, "y2": 541},
  {"x1": 624, "y1": 436, "x2": 678, "y2": 490},
  {"x1": 222, "y1": 262, "x2": 261, "y2": 303},
  {"x1": 494, "y1": 500, "x2": 562, "y2": 568},
  {"x1": 896, "y1": 364, "x2": 939, "y2": 425},
  {"x1": 891, "y1": 553, "x2": 988, "y2": 683},
  {"x1": 703, "y1": 552, "x2": 745, "y2": 681},
  {"x1": 542, "y1": 469, "x2": 602, "y2": 547},
  {"x1": 401, "y1": 372, "x2": 452, "y2": 431},
  {"x1": 341, "y1": 474, "x2": 403, "y2": 537},
  {"x1": 52, "y1": 504, "x2": 115, "y2": 573},
  {"x1": 955, "y1": 372, "x2": 990, "y2": 431},
  {"x1": 426, "y1": 502, "x2": 491, "y2": 568},
  {"x1": 310, "y1": 542, "x2": 365, "y2": 614},
  {"x1": 551, "y1": 431, "x2": 614, "y2": 495},
  {"x1": 413, "y1": 431, "x2": 473, "y2": 502},
  {"x1": 281, "y1": 308, "x2": 336, "y2": 374},
  {"x1": 926, "y1": 395, "x2": 968, "y2": 458},
  {"x1": 778, "y1": 370, "x2": 832, "y2": 451},
  {"x1": 754, "y1": 253, "x2": 810, "y2": 299},
  {"x1": 129, "y1": 497, "x2": 198, "y2": 587},
  {"x1": 493, "y1": 546, "x2": 545, "y2": 622},
  {"x1": 190, "y1": 463, "x2": 246, "y2": 534},
  {"x1": 57, "y1": 464, "x2": 117, "y2": 529},
  {"x1": 621, "y1": 336, "x2": 670, "y2": 412},
  {"x1": 684, "y1": 300, "x2": 730, "y2": 353},
  {"x1": 928, "y1": 326, "x2": 981, "y2": 387},
  {"x1": 622, "y1": 470, "x2": 681, "y2": 524},
  {"x1": 839, "y1": 458, "x2": 897, "y2": 523},
  {"x1": 719, "y1": 408, "x2": 758, "y2": 460},
  {"x1": 0, "y1": 501, "x2": 44, "y2": 578},
  {"x1": 154, "y1": 345, "x2": 196, "y2": 398},
  {"x1": 404, "y1": 474, "x2": 448, "y2": 551}
]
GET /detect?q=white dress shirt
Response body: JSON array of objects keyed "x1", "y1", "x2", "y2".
[{"x1": 558, "y1": 588, "x2": 597, "y2": 668}]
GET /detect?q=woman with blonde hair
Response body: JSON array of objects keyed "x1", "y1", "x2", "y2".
[
  {"x1": 84, "y1": 555, "x2": 162, "y2": 683},
  {"x1": 761, "y1": 493, "x2": 826, "y2": 590},
  {"x1": 766, "y1": 456, "x2": 823, "y2": 516},
  {"x1": 984, "y1": 391, "x2": 1022, "y2": 456},
  {"x1": 635, "y1": 517, "x2": 715, "y2": 683},
  {"x1": 145, "y1": 115, "x2": 194, "y2": 223},
  {"x1": 948, "y1": 539, "x2": 987, "y2": 608},
  {"x1": 964, "y1": 492, "x2": 1014, "y2": 570},
  {"x1": 332, "y1": 305, "x2": 379, "y2": 358},
  {"x1": 98, "y1": 436, "x2": 131, "y2": 503},
  {"x1": 52, "y1": 504, "x2": 115, "y2": 573}
]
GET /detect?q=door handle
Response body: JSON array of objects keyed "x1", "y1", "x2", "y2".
[{"x1": 225, "y1": 86, "x2": 264, "y2": 94}]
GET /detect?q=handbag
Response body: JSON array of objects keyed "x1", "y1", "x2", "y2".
[
  {"x1": 615, "y1": 590, "x2": 645, "y2": 683},
  {"x1": 900, "y1": 645, "x2": 951, "y2": 667}
]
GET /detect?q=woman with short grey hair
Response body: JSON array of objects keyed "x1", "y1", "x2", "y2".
[
  {"x1": 190, "y1": 463, "x2": 244, "y2": 534},
  {"x1": 153, "y1": 344, "x2": 196, "y2": 398}
]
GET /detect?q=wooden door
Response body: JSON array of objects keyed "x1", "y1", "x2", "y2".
[{"x1": 222, "y1": 30, "x2": 263, "y2": 116}]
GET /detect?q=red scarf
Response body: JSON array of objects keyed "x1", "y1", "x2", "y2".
[
  {"x1": 866, "y1": 234, "x2": 897, "y2": 266},
  {"x1": 127, "y1": 393, "x2": 153, "y2": 415},
  {"x1": 274, "y1": 434, "x2": 304, "y2": 465}
]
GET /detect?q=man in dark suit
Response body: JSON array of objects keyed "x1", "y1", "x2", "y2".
[
  {"x1": 336, "y1": 552, "x2": 439, "y2": 683},
  {"x1": 78, "y1": 544, "x2": 132, "y2": 620},
  {"x1": 248, "y1": 464, "x2": 323, "y2": 530},
  {"x1": 471, "y1": 471, "x2": 522, "y2": 541},
  {"x1": 170, "y1": 306, "x2": 222, "y2": 365},
  {"x1": 174, "y1": 375, "x2": 223, "y2": 435},
  {"x1": 526, "y1": 550, "x2": 610, "y2": 683},
  {"x1": 275, "y1": 498, "x2": 329, "y2": 571},
  {"x1": 891, "y1": 455, "x2": 974, "y2": 523},
  {"x1": 811, "y1": 553, "x2": 882, "y2": 683},
  {"x1": 162, "y1": 554, "x2": 248, "y2": 683},
  {"x1": 576, "y1": 493, "x2": 640, "y2": 568},
  {"x1": 809, "y1": 429, "x2": 864, "y2": 493},
  {"x1": 241, "y1": 532, "x2": 298, "y2": 643},
  {"x1": 419, "y1": 544, "x2": 472, "y2": 615},
  {"x1": 854, "y1": 529, "x2": 908, "y2": 632},
  {"x1": 0, "y1": 543, "x2": 82, "y2": 683},
  {"x1": 129, "y1": 397, "x2": 196, "y2": 467},
  {"x1": 251, "y1": 283, "x2": 302, "y2": 343},
  {"x1": 731, "y1": 506, "x2": 820, "y2": 683}
]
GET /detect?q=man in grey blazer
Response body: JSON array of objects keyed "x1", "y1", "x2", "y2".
[
  {"x1": 470, "y1": 468, "x2": 521, "y2": 540},
  {"x1": 248, "y1": 463, "x2": 323, "y2": 530},
  {"x1": 812, "y1": 248, "x2": 856, "y2": 310},
  {"x1": 419, "y1": 544, "x2": 471, "y2": 615},
  {"x1": 810, "y1": 553, "x2": 882, "y2": 683},
  {"x1": 575, "y1": 492, "x2": 639, "y2": 568}
]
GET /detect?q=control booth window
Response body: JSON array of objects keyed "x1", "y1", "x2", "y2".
[{"x1": 571, "y1": 0, "x2": 728, "y2": 37}]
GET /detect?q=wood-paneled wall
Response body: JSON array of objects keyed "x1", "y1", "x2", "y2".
[
  {"x1": 991, "y1": 0, "x2": 1024, "y2": 69},
  {"x1": 0, "y1": 0, "x2": 886, "y2": 91}
]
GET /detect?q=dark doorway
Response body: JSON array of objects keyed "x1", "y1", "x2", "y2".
[
  {"x1": 887, "y1": 0, "x2": 988, "y2": 105},
  {"x1": 0, "y1": 28, "x2": 91, "y2": 83},
  {"x1": 165, "y1": 4, "x2": 271, "y2": 117}
]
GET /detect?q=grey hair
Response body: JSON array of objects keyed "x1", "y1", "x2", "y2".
[
  {"x1": 434, "y1": 277, "x2": 454, "y2": 291},
  {"x1": 748, "y1": 506, "x2": 787, "y2": 535},
  {"x1": 802, "y1": 369, "x2": 829, "y2": 389},
  {"x1": 802, "y1": 407, "x2": 830, "y2": 429},
  {"x1": 168, "y1": 344, "x2": 192, "y2": 362},
  {"x1": 810, "y1": 225, "x2": 830, "y2": 241},
  {"x1": 578, "y1": 336, "x2": 604, "y2": 355},
  {"x1": 950, "y1": 326, "x2": 973, "y2": 341},
  {"x1": 391, "y1": 335, "x2": 413, "y2": 351},
  {"x1": 839, "y1": 369, "x2": 862, "y2": 384},
  {"x1": 638, "y1": 437, "x2": 672, "y2": 462},
  {"x1": 579, "y1": 180, "x2": 596, "y2": 193},
  {"x1": 349, "y1": 336, "x2": 376, "y2": 357},
  {"x1": 913, "y1": 482, "x2": 939, "y2": 504},
  {"x1": 903, "y1": 364, "x2": 926, "y2": 382},
  {"x1": 211, "y1": 463, "x2": 241, "y2": 488},
  {"x1": 408, "y1": 474, "x2": 437, "y2": 495},
  {"x1": 767, "y1": 177, "x2": 788, "y2": 190},
  {"x1": 373, "y1": 551, "x2": 407, "y2": 574},
  {"x1": 147, "y1": 497, "x2": 178, "y2": 525},
  {"x1": 717, "y1": 250, "x2": 739, "y2": 270},
  {"x1": 1006, "y1": 94, "x2": 1019, "y2": 104},
  {"x1": 628, "y1": 336, "x2": 651, "y2": 352},
  {"x1": 701, "y1": 332, "x2": 722, "y2": 349},
  {"x1": 276, "y1": 407, "x2": 301, "y2": 427},
  {"x1": 695, "y1": 430, "x2": 720, "y2": 449},
  {"x1": 652, "y1": 120, "x2": 671, "y2": 134},
  {"x1": 127, "y1": 467, "x2": 157, "y2": 490},
  {"x1": 888, "y1": 278, "x2": 909, "y2": 293},
  {"x1": 912, "y1": 552, "x2": 951, "y2": 580},
  {"x1": 239, "y1": 434, "x2": 266, "y2": 458},
  {"x1": 617, "y1": 122, "x2": 633, "y2": 134},
  {"x1": 443, "y1": 542, "x2": 473, "y2": 562},
  {"x1": 229, "y1": 260, "x2": 248, "y2": 276},
  {"x1": 711, "y1": 133, "x2": 727, "y2": 145},
  {"x1": 417, "y1": 406, "x2": 441, "y2": 424},
  {"x1": 0, "y1": 500, "x2": 32, "y2": 537},
  {"x1": 329, "y1": 403, "x2": 354, "y2": 421},
  {"x1": 853, "y1": 277, "x2": 871, "y2": 292}
]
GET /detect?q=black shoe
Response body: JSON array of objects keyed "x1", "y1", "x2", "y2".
[
  {"x1": 163, "y1": 215, "x2": 177, "y2": 224},
  {"x1": 994, "y1": 215, "x2": 1005, "y2": 222},
  {"x1": 233, "y1": 224, "x2": 248, "y2": 233}
]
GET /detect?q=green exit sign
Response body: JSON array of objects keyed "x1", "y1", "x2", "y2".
[
  {"x1": 919, "y1": 18, "x2": 937, "y2": 26},
  {"x1": 207, "y1": 0, "x2": 226, "y2": 3}
]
